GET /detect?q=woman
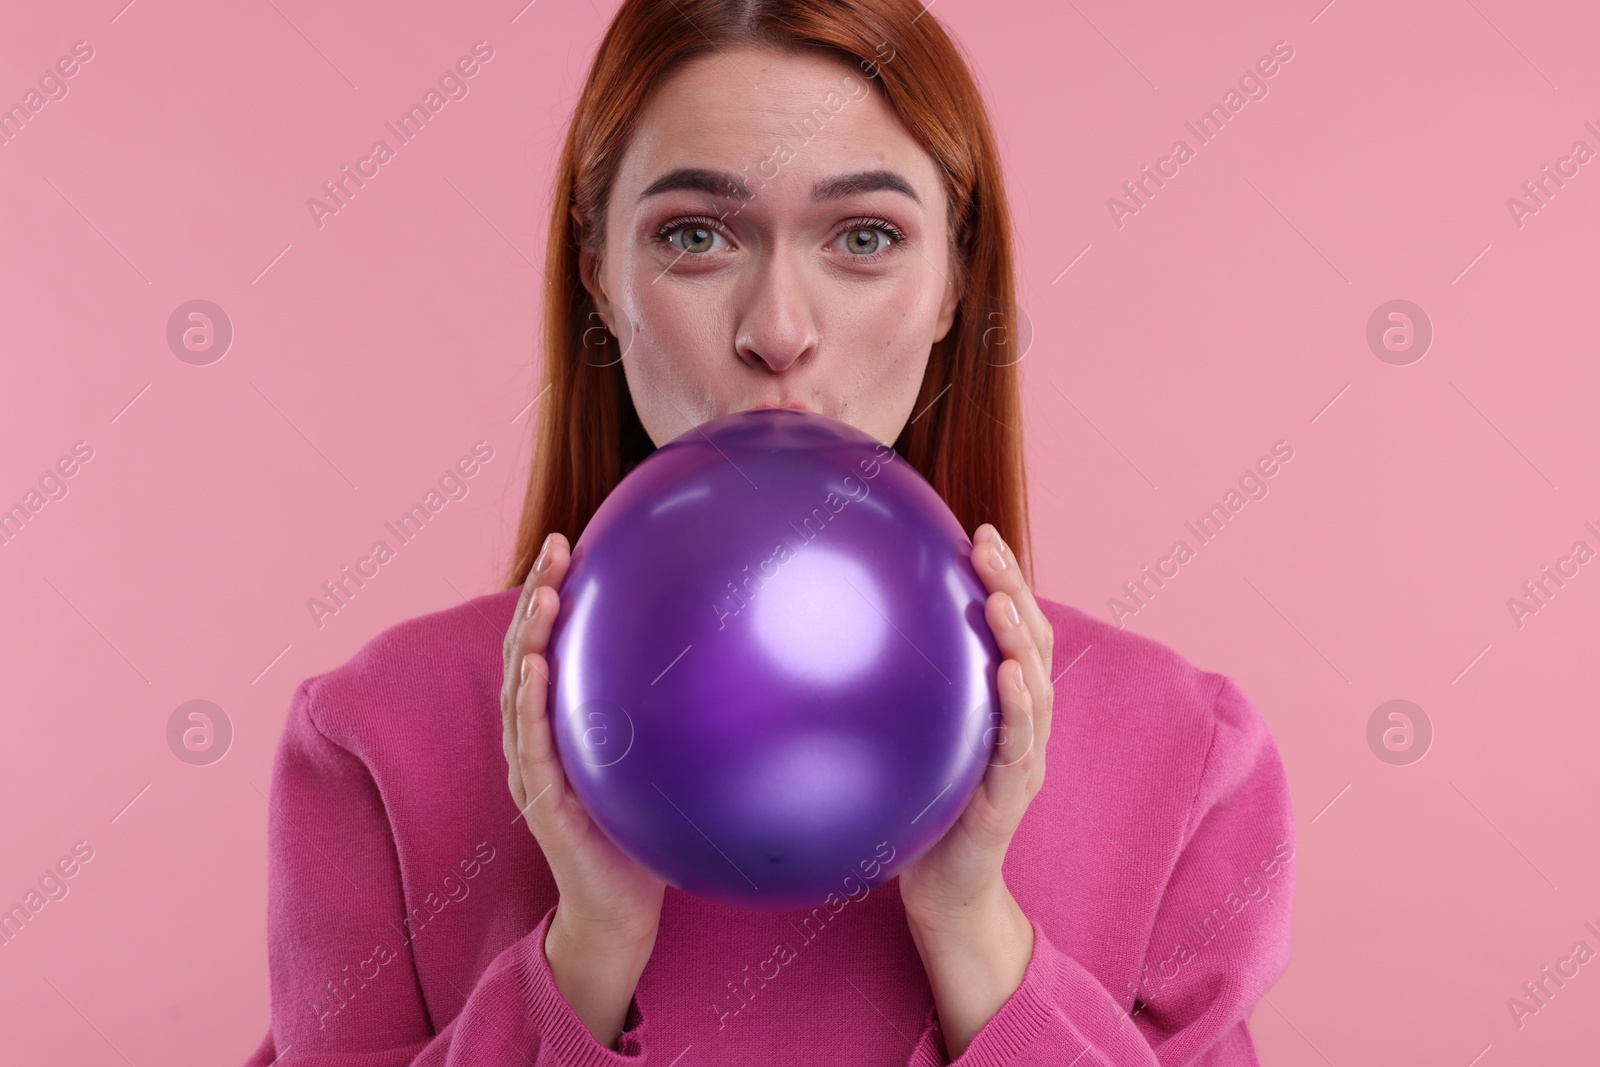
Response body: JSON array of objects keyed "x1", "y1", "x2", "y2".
[{"x1": 243, "y1": 1, "x2": 1294, "y2": 1063}]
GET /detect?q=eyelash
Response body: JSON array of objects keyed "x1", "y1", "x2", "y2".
[{"x1": 652, "y1": 215, "x2": 909, "y2": 262}]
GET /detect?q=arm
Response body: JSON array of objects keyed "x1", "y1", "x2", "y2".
[
  {"x1": 238, "y1": 677, "x2": 651, "y2": 1066},
  {"x1": 902, "y1": 674, "x2": 1296, "y2": 1066}
]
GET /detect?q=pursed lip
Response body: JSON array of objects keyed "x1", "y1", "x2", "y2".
[{"x1": 747, "y1": 401, "x2": 813, "y2": 413}]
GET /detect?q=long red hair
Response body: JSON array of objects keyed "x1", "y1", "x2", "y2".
[{"x1": 505, "y1": 0, "x2": 1031, "y2": 588}]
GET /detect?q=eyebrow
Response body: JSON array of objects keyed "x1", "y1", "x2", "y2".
[{"x1": 637, "y1": 167, "x2": 921, "y2": 206}]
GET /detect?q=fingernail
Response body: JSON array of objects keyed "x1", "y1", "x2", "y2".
[
  {"x1": 1005, "y1": 596, "x2": 1020, "y2": 626},
  {"x1": 520, "y1": 655, "x2": 530, "y2": 685},
  {"x1": 1012, "y1": 661, "x2": 1025, "y2": 689},
  {"x1": 990, "y1": 543, "x2": 1006, "y2": 570},
  {"x1": 524, "y1": 590, "x2": 541, "y2": 621},
  {"x1": 534, "y1": 535, "x2": 552, "y2": 574},
  {"x1": 993, "y1": 530, "x2": 1008, "y2": 555}
]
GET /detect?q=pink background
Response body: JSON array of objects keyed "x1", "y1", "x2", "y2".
[{"x1": 2, "y1": 0, "x2": 1597, "y2": 1063}]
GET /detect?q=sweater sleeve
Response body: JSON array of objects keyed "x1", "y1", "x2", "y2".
[
  {"x1": 902, "y1": 675, "x2": 1296, "y2": 1067},
  {"x1": 239, "y1": 678, "x2": 650, "y2": 1067}
]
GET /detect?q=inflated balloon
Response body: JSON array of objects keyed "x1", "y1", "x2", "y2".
[{"x1": 546, "y1": 408, "x2": 1001, "y2": 911}]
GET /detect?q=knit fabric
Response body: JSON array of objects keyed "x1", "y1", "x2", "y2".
[{"x1": 240, "y1": 588, "x2": 1294, "y2": 1065}]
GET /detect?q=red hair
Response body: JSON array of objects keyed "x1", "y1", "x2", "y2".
[{"x1": 505, "y1": 0, "x2": 1031, "y2": 587}]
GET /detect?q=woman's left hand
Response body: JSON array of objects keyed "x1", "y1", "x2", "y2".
[
  {"x1": 899, "y1": 522, "x2": 1056, "y2": 925},
  {"x1": 896, "y1": 522, "x2": 1056, "y2": 1056}
]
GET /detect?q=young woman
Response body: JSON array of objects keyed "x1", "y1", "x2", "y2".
[{"x1": 243, "y1": 2, "x2": 1294, "y2": 1064}]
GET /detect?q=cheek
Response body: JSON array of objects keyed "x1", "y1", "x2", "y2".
[
  {"x1": 830, "y1": 318, "x2": 932, "y2": 436},
  {"x1": 828, "y1": 296, "x2": 926, "y2": 378},
  {"x1": 618, "y1": 282, "x2": 730, "y2": 441},
  {"x1": 626, "y1": 281, "x2": 730, "y2": 382},
  {"x1": 620, "y1": 352, "x2": 682, "y2": 447},
  {"x1": 620, "y1": 262, "x2": 728, "y2": 346}
]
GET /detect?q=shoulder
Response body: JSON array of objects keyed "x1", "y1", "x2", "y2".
[
  {"x1": 1035, "y1": 592, "x2": 1230, "y2": 730},
  {"x1": 292, "y1": 587, "x2": 523, "y2": 752},
  {"x1": 1032, "y1": 594, "x2": 1272, "y2": 828}
]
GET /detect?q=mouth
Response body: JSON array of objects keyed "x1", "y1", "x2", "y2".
[{"x1": 747, "y1": 400, "x2": 813, "y2": 413}]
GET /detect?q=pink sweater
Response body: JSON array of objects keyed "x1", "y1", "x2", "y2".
[{"x1": 240, "y1": 588, "x2": 1294, "y2": 1066}]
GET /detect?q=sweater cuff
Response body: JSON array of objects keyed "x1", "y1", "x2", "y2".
[
  {"x1": 908, "y1": 1000, "x2": 948, "y2": 1066},
  {"x1": 906, "y1": 920, "x2": 1084, "y2": 1067},
  {"x1": 515, "y1": 905, "x2": 648, "y2": 1063}
]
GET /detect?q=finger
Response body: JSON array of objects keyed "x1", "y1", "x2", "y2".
[
  {"x1": 506, "y1": 534, "x2": 571, "y2": 672},
  {"x1": 973, "y1": 524, "x2": 1053, "y2": 674},
  {"x1": 975, "y1": 529, "x2": 1056, "y2": 763},
  {"x1": 503, "y1": 533, "x2": 570, "y2": 812},
  {"x1": 985, "y1": 589, "x2": 1052, "y2": 772},
  {"x1": 984, "y1": 582, "x2": 1047, "y2": 701},
  {"x1": 984, "y1": 656, "x2": 1036, "y2": 804},
  {"x1": 514, "y1": 648, "x2": 566, "y2": 835},
  {"x1": 506, "y1": 534, "x2": 553, "y2": 654},
  {"x1": 519, "y1": 534, "x2": 571, "y2": 675},
  {"x1": 503, "y1": 534, "x2": 572, "y2": 734},
  {"x1": 975, "y1": 523, "x2": 1051, "y2": 661},
  {"x1": 503, "y1": 537, "x2": 545, "y2": 720},
  {"x1": 503, "y1": 652, "x2": 528, "y2": 810},
  {"x1": 504, "y1": 583, "x2": 558, "y2": 784}
]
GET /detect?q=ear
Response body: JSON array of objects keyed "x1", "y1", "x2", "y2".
[
  {"x1": 932, "y1": 267, "x2": 964, "y2": 344},
  {"x1": 572, "y1": 205, "x2": 614, "y2": 333}
]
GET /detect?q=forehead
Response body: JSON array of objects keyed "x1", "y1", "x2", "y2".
[{"x1": 613, "y1": 45, "x2": 939, "y2": 208}]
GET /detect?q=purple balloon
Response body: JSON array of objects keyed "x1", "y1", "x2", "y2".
[{"x1": 547, "y1": 408, "x2": 1001, "y2": 911}]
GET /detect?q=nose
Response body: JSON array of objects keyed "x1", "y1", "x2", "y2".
[{"x1": 734, "y1": 251, "x2": 818, "y2": 373}]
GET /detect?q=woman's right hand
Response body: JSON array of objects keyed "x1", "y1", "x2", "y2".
[{"x1": 502, "y1": 531, "x2": 666, "y2": 1046}]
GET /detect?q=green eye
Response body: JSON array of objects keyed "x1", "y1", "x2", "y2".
[
  {"x1": 835, "y1": 217, "x2": 906, "y2": 260},
  {"x1": 655, "y1": 216, "x2": 727, "y2": 255},
  {"x1": 845, "y1": 228, "x2": 886, "y2": 255},
  {"x1": 675, "y1": 225, "x2": 717, "y2": 253}
]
